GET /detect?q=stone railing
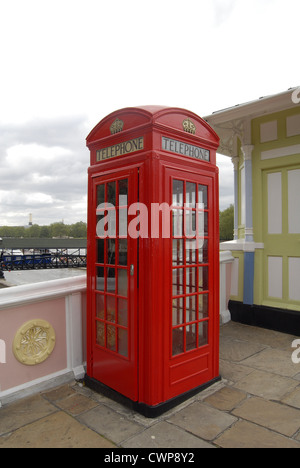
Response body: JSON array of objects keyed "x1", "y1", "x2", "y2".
[{"x1": 0, "y1": 276, "x2": 86, "y2": 406}]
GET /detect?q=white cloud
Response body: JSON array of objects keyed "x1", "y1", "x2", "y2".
[
  {"x1": 0, "y1": 117, "x2": 88, "y2": 225},
  {"x1": 217, "y1": 154, "x2": 234, "y2": 211},
  {"x1": 24, "y1": 193, "x2": 54, "y2": 206},
  {"x1": 5, "y1": 144, "x2": 72, "y2": 171},
  {"x1": 211, "y1": 0, "x2": 237, "y2": 25}
]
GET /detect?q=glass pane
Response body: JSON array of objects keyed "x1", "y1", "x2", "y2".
[
  {"x1": 97, "y1": 239, "x2": 104, "y2": 264},
  {"x1": 118, "y1": 179, "x2": 128, "y2": 206},
  {"x1": 118, "y1": 298, "x2": 128, "y2": 327},
  {"x1": 186, "y1": 267, "x2": 197, "y2": 294},
  {"x1": 107, "y1": 181, "x2": 116, "y2": 206},
  {"x1": 186, "y1": 324, "x2": 197, "y2": 352},
  {"x1": 107, "y1": 210, "x2": 116, "y2": 238},
  {"x1": 173, "y1": 180, "x2": 184, "y2": 206},
  {"x1": 96, "y1": 211, "x2": 106, "y2": 233},
  {"x1": 172, "y1": 327, "x2": 184, "y2": 356},
  {"x1": 106, "y1": 267, "x2": 116, "y2": 293},
  {"x1": 199, "y1": 294, "x2": 209, "y2": 319},
  {"x1": 96, "y1": 294, "x2": 105, "y2": 319},
  {"x1": 198, "y1": 185, "x2": 207, "y2": 209},
  {"x1": 173, "y1": 239, "x2": 184, "y2": 265},
  {"x1": 106, "y1": 239, "x2": 115, "y2": 264},
  {"x1": 186, "y1": 210, "x2": 196, "y2": 237},
  {"x1": 118, "y1": 328, "x2": 128, "y2": 357},
  {"x1": 118, "y1": 239, "x2": 127, "y2": 266},
  {"x1": 118, "y1": 269, "x2": 128, "y2": 297},
  {"x1": 96, "y1": 321, "x2": 105, "y2": 347},
  {"x1": 199, "y1": 321, "x2": 208, "y2": 347},
  {"x1": 198, "y1": 211, "x2": 208, "y2": 237},
  {"x1": 172, "y1": 297, "x2": 184, "y2": 326},
  {"x1": 97, "y1": 184, "x2": 105, "y2": 206},
  {"x1": 186, "y1": 295, "x2": 197, "y2": 323},
  {"x1": 186, "y1": 240, "x2": 196, "y2": 264},
  {"x1": 172, "y1": 209, "x2": 183, "y2": 237},
  {"x1": 198, "y1": 239, "x2": 208, "y2": 263},
  {"x1": 97, "y1": 210, "x2": 116, "y2": 238},
  {"x1": 172, "y1": 268, "x2": 184, "y2": 296},
  {"x1": 107, "y1": 325, "x2": 116, "y2": 352},
  {"x1": 119, "y1": 208, "x2": 128, "y2": 237},
  {"x1": 186, "y1": 182, "x2": 196, "y2": 208},
  {"x1": 198, "y1": 266, "x2": 209, "y2": 291},
  {"x1": 96, "y1": 267, "x2": 105, "y2": 291},
  {"x1": 106, "y1": 295, "x2": 116, "y2": 323}
]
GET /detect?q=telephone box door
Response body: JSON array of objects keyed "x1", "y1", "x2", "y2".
[
  {"x1": 88, "y1": 168, "x2": 138, "y2": 401},
  {"x1": 167, "y1": 167, "x2": 219, "y2": 399}
]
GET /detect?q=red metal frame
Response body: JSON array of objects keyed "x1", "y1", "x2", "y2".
[{"x1": 86, "y1": 106, "x2": 220, "y2": 410}]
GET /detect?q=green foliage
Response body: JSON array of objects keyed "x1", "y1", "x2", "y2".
[
  {"x1": 0, "y1": 222, "x2": 87, "y2": 239},
  {"x1": 1, "y1": 209, "x2": 233, "y2": 241},
  {"x1": 219, "y1": 204, "x2": 234, "y2": 241}
]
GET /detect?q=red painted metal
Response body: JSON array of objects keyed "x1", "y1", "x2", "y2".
[{"x1": 86, "y1": 106, "x2": 220, "y2": 409}]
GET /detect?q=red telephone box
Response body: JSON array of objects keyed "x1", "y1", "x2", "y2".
[{"x1": 85, "y1": 106, "x2": 220, "y2": 417}]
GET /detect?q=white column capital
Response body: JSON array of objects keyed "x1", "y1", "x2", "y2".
[{"x1": 241, "y1": 145, "x2": 254, "y2": 161}]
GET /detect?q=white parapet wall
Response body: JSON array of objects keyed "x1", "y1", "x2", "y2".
[{"x1": 0, "y1": 275, "x2": 86, "y2": 406}]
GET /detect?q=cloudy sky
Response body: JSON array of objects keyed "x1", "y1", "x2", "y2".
[{"x1": 0, "y1": 0, "x2": 299, "y2": 226}]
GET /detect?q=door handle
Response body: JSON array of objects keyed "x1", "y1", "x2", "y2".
[{"x1": 130, "y1": 264, "x2": 134, "y2": 276}]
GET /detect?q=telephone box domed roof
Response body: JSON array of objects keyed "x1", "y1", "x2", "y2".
[{"x1": 86, "y1": 106, "x2": 219, "y2": 149}]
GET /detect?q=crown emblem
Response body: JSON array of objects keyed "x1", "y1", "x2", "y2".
[
  {"x1": 182, "y1": 118, "x2": 196, "y2": 135},
  {"x1": 110, "y1": 118, "x2": 124, "y2": 135}
]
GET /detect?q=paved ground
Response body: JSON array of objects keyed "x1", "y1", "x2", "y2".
[{"x1": 1, "y1": 321, "x2": 300, "y2": 448}]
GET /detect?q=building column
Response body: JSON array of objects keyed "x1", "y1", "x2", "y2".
[
  {"x1": 241, "y1": 145, "x2": 254, "y2": 305},
  {"x1": 231, "y1": 156, "x2": 239, "y2": 240},
  {"x1": 241, "y1": 145, "x2": 254, "y2": 242}
]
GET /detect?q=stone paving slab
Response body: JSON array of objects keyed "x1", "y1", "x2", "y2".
[
  {"x1": 234, "y1": 369, "x2": 299, "y2": 400},
  {"x1": 215, "y1": 420, "x2": 300, "y2": 449},
  {"x1": 51, "y1": 392, "x2": 99, "y2": 416},
  {"x1": 0, "y1": 411, "x2": 115, "y2": 448},
  {"x1": 220, "y1": 322, "x2": 297, "y2": 351},
  {"x1": 42, "y1": 384, "x2": 77, "y2": 402},
  {"x1": 240, "y1": 348, "x2": 299, "y2": 378},
  {"x1": 203, "y1": 387, "x2": 247, "y2": 412},
  {"x1": 220, "y1": 336, "x2": 267, "y2": 362},
  {"x1": 167, "y1": 401, "x2": 237, "y2": 441},
  {"x1": 0, "y1": 394, "x2": 57, "y2": 436},
  {"x1": 77, "y1": 404, "x2": 145, "y2": 445},
  {"x1": 281, "y1": 387, "x2": 300, "y2": 409},
  {"x1": 122, "y1": 421, "x2": 214, "y2": 449},
  {"x1": 232, "y1": 397, "x2": 300, "y2": 438},
  {"x1": 219, "y1": 359, "x2": 254, "y2": 383}
]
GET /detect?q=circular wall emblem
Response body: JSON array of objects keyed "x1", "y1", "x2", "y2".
[{"x1": 13, "y1": 319, "x2": 56, "y2": 366}]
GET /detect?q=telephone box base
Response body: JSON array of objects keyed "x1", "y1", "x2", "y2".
[{"x1": 84, "y1": 374, "x2": 221, "y2": 418}]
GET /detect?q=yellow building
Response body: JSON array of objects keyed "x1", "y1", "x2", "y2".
[{"x1": 205, "y1": 87, "x2": 300, "y2": 334}]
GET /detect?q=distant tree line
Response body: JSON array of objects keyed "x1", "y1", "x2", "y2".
[
  {"x1": 0, "y1": 207, "x2": 233, "y2": 241},
  {"x1": 219, "y1": 204, "x2": 234, "y2": 241},
  {"x1": 0, "y1": 222, "x2": 87, "y2": 239}
]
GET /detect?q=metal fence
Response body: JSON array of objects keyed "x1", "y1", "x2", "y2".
[{"x1": 0, "y1": 239, "x2": 87, "y2": 271}]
